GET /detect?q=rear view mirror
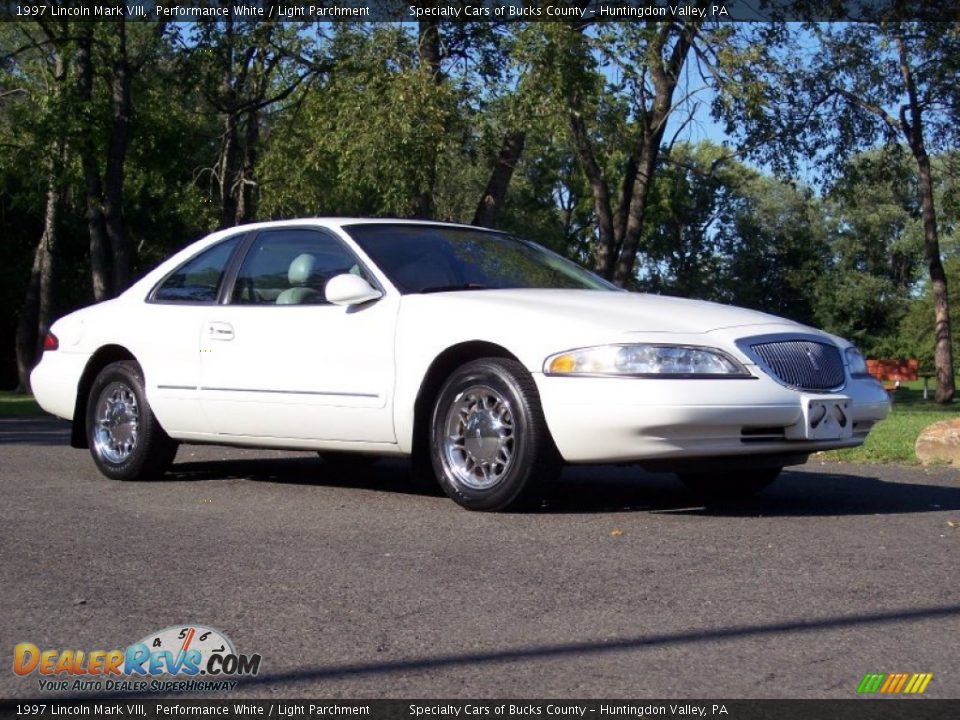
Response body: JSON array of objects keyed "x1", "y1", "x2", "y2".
[{"x1": 325, "y1": 274, "x2": 383, "y2": 306}]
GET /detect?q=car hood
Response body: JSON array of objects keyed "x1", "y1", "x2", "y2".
[{"x1": 411, "y1": 289, "x2": 808, "y2": 336}]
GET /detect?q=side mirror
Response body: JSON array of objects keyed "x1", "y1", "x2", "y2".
[{"x1": 325, "y1": 274, "x2": 383, "y2": 306}]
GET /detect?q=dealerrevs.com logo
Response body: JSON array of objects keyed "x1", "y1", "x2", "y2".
[{"x1": 13, "y1": 625, "x2": 261, "y2": 693}]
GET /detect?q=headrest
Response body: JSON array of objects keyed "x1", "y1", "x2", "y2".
[{"x1": 288, "y1": 254, "x2": 317, "y2": 285}]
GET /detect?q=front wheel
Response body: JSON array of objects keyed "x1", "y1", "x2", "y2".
[
  {"x1": 430, "y1": 358, "x2": 559, "y2": 512},
  {"x1": 678, "y1": 467, "x2": 782, "y2": 500},
  {"x1": 86, "y1": 361, "x2": 178, "y2": 480}
]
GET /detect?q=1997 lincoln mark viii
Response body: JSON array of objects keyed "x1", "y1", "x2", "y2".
[{"x1": 31, "y1": 219, "x2": 891, "y2": 511}]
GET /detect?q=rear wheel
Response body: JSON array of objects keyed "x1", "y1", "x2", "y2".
[
  {"x1": 678, "y1": 467, "x2": 781, "y2": 500},
  {"x1": 430, "y1": 358, "x2": 559, "y2": 511},
  {"x1": 86, "y1": 361, "x2": 178, "y2": 480}
]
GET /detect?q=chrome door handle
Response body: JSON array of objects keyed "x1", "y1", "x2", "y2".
[{"x1": 206, "y1": 322, "x2": 234, "y2": 341}]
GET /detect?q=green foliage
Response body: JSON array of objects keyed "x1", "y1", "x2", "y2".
[
  {"x1": 811, "y1": 148, "x2": 927, "y2": 355},
  {"x1": 1, "y1": 20, "x2": 958, "y2": 397},
  {"x1": 639, "y1": 143, "x2": 731, "y2": 298},
  {"x1": 636, "y1": 142, "x2": 828, "y2": 326},
  {"x1": 898, "y1": 258, "x2": 960, "y2": 370},
  {"x1": 259, "y1": 26, "x2": 465, "y2": 219},
  {"x1": 721, "y1": 23, "x2": 960, "y2": 178},
  {"x1": 824, "y1": 383, "x2": 960, "y2": 464},
  {"x1": 718, "y1": 173, "x2": 827, "y2": 325}
]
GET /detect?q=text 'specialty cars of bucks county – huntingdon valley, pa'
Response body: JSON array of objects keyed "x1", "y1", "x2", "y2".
[{"x1": 31, "y1": 219, "x2": 891, "y2": 511}]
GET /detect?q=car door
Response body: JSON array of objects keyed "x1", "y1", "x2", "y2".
[
  {"x1": 140, "y1": 234, "x2": 245, "y2": 436},
  {"x1": 198, "y1": 227, "x2": 398, "y2": 443}
]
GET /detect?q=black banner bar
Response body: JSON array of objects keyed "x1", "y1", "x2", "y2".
[
  {"x1": 3, "y1": 700, "x2": 960, "y2": 720},
  {"x1": 1, "y1": 0, "x2": 958, "y2": 23}
]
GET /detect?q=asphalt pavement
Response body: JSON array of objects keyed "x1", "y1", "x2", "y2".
[{"x1": 1, "y1": 417, "x2": 958, "y2": 699}]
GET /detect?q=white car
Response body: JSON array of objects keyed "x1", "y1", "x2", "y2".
[{"x1": 31, "y1": 219, "x2": 891, "y2": 511}]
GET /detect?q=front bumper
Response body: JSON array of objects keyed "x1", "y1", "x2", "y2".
[{"x1": 534, "y1": 371, "x2": 890, "y2": 464}]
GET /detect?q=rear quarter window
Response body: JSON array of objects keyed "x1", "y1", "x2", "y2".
[{"x1": 151, "y1": 237, "x2": 241, "y2": 303}]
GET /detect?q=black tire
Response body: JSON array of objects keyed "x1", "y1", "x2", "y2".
[
  {"x1": 318, "y1": 451, "x2": 381, "y2": 469},
  {"x1": 430, "y1": 358, "x2": 559, "y2": 511},
  {"x1": 678, "y1": 467, "x2": 782, "y2": 500},
  {"x1": 86, "y1": 360, "x2": 178, "y2": 480}
]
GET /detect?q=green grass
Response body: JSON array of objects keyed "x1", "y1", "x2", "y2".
[
  {"x1": 0, "y1": 391, "x2": 46, "y2": 418},
  {"x1": 822, "y1": 381, "x2": 960, "y2": 464}
]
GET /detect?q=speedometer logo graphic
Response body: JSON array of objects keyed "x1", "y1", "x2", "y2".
[{"x1": 134, "y1": 625, "x2": 235, "y2": 674}]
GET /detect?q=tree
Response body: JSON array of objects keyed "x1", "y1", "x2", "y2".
[
  {"x1": 812, "y1": 147, "x2": 926, "y2": 355},
  {"x1": 257, "y1": 22, "x2": 513, "y2": 223},
  {"x1": 75, "y1": 19, "x2": 171, "y2": 297},
  {"x1": 258, "y1": 25, "x2": 461, "y2": 219},
  {"x1": 637, "y1": 142, "x2": 732, "y2": 299},
  {"x1": 533, "y1": 21, "x2": 699, "y2": 286},
  {"x1": 524, "y1": 18, "x2": 779, "y2": 288},
  {"x1": 635, "y1": 141, "x2": 829, "y2": 325},
  {"x1": 189, "y1": 16, "x2": 315, "y2": 229},
  {"x1": 5, "y1": 20, "x2": 70, "y2": 392},
  {"x1": 727, "y1": 21, "x2": 960, "y2": 401}
]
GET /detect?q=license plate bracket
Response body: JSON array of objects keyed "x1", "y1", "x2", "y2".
[{"x1": 786, "y1": 395, "x2": 853, "y2": 440}]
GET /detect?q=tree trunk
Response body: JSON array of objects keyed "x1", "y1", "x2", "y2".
[
  {"x1": 611, "y1": 27, "x2": 693, "y2": 287},
  {"x1": 414, "y1": 18, "x2": 442, "y2": 219},
  {"x1": 472, "y1": 130, "x2": 525, "y2": 228},
  {"x1": 104, "y1": 17, "x2": 133, "y2": 293},
  {"x1": 564, "y1": 23, "x2": 693, "y2": 285},
  {"x1": 895, "y1": 34, "x2": 954, "y2": 402},
  {"x1": 219, "y1": 110, "x2": 240, "y2": 228},
  {"x1": 16, "y1": 53, "x2": 65, "y2": 392},
  {"x1": 236, "y1": 104, "x2": 260, "y2": 224},
  {"x1": 16, "y1": 240, "x2": 45, "y2": 393},
  {"x1": 569, "y1": 112, "x2": 616, "y2": 279},
  {"x1": 217, "y1": 16, "x2": 242, "y2": 229},
  {"x1": 76, "y1": 24, "x2": 111, "y2": 300},
  {"x1": 915, "y1": 150, "x2": 953, "y2": 403},
  {"x1": 613, "y1": 132, "x2": 662, "y2": 287},
  {"x1": 612, "y1": 154, "x2": 638, "y2": 245}
]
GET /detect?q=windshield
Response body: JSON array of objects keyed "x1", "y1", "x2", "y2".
[{"x1": 344, "y1": 224, "x2": 617, "y2": 294}]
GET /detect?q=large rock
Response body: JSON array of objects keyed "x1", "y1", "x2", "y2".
[{"x1": 915, "y1": 419, "x2": 960, "y2": 465}]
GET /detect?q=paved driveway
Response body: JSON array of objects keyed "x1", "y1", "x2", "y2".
[{"x1": 1, "y1": 418, "x2": 958, "y2": 698}]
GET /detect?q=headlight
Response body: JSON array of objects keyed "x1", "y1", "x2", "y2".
[
  {"x1": 544, "y1": 344, "x2": 751, "y2": 377},
  {"x1": 844, "y1": 346, "x2": 870, "y2": 376}
]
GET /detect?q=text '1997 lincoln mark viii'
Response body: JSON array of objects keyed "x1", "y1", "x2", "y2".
[{"x1": 31, "y1": 219, "x2": 891, "y2": 511}]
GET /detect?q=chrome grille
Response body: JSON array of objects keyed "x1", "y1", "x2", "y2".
[{"x1": 750, "y1": 340, "x2": 845, "y2": 391}]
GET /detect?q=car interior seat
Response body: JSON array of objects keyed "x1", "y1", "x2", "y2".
[{"x1": 276, "y1": 253, "x2": 323, "y2": 305}]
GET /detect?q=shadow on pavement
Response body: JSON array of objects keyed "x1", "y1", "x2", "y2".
[
  {"x1": 168, "y1": 456, "x2": 442, "y2": 497},
  {"x1": 54, "y1": 602, "x2": 960, "y2": 699},
  {"x1": 543, "y1": 465, "x2": 960, "y2": 517},
  {"x1": 6, "y1": 416, "x2": 959, "y2": 517},
  {"x1": 164, "y1": 454, "x2": 960, "y2": 517}
]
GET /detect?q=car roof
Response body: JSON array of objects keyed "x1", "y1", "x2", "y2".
[
  {"x1": 222, "y1": 217, "x2": 490, "y2": 233},
  {"x1": 123, "y1": 218, "x2": 504, "y2": 300}
]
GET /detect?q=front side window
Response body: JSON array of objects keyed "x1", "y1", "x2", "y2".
[
  {"x1": 231, "y1": 229, "x2": 370, "y2": 305},
  {"x1": 344, "y1": 224, "x2": 616, "y2": 294},
  {"x1": 152, "y1": 236, "x2": 241, "y2": 303}
]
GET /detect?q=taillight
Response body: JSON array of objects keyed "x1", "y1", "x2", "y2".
[{"x1": 43, "y1": 332, "x2": 59, "y2": 351}]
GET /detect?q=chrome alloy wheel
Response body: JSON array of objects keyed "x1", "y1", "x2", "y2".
[
  {"x1": 442, "y1": 384, "x2": 516, "y2": 490},
  {"x1": 92, "y1": 381, "x2": 140, "y2": 464}
]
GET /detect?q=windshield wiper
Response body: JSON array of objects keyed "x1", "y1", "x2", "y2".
[{"x1": 417, "y1": 283, "x2": 489, "y2": 294}]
